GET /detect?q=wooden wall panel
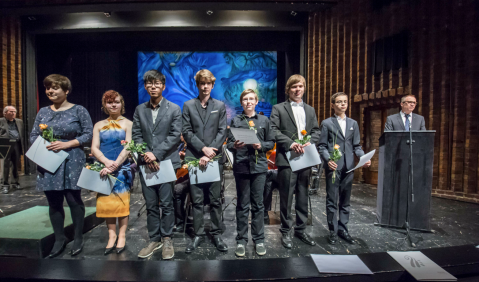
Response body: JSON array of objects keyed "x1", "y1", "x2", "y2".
[{"x1": 307, "y1": 0, "x2": 479, "y2": 203}]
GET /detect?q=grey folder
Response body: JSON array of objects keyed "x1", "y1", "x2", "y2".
[
  {"x1": 77, "y1": 167, "x2": 116, "y2": 195},
  {"x1": 26, "y1": 136, "x2": 69, "y2": 173},
  {"x1": 188, "y1": 161, "x2": 221, "y2": 184},
  {"x1": 139, "y1": 159, "x2": 177, "y2": 187},
  {"x1": 388, "y1": 251, "x2": 457, "y2": 281},
  {"x1": 229, "y1": 127, "x2": 260, "y2": 145},
  {"x1": 286, "y1": 144, "x2": 322, "y2": 172}
]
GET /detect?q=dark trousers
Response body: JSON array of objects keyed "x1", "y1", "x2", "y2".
[
  {"x1": 3, "y1": 141, "x2": 21, "y2": 185},
  {"x1": 325, "y1": 166, "x2": 354, "y2": 232},
  {"x1": 173, "y1": 181, "x2": 189, "y2": 228},
  {"x1": 44, "y1": 190, "x2": 85, "y2": 243},
  {"x1": 278, "y1": 166, "x2": 311, "y2": 235},
  {"x1": 234, "y1": 172, "x2": 266, "y2": 245},
  {"x1": 141, "y1": 176, "x2": 175, "y2": 241},
  {"x1": 190, "y1": 164, "x2": 223, "y2": 237},
  {"x1": 263, "y1": 169, "x2": 278, "y2": 213}
]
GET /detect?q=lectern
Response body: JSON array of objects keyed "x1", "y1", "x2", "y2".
[{"x1": 376, "y1": 130, "x2": 435, "y2": 231}]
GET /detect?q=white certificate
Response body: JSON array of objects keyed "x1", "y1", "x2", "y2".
[
  {"x1": 229, "y1": 127, "x2": 260, "y2": 145},
  {"x1": 311, "y1": 254, "x2": 373, "y2": 275},
  {"x1": 139, "y1": 159, "x2": 177, "y2": 187},
  {"x1": 388, "y1": 251, "x2": 456, "y2": 281},
  {"x1": 346, "y1": 149, "x2": 376, "y2": 173},
  {"x1": 77, "y1": 167, "x2": 116, "y2": 195},
  {"x1": 286, "y1": 144, "x2": 322, "y2": 172},
  {"x1": 189, "y1": 161, "x2": 221, "y2": 184},
  {"x1": 26, "y1": 136, "x2": 69, "y2": 173}
]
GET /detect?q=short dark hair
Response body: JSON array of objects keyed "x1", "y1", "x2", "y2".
[
  {"x1": 44, "y1": 74, "x2": 72, "y2": 94},
  {"x1": 331, "y1": 92, "x2": 348, "y2": 104},
  {"x1": 143, "y1": 69, "x2": 166, "y2": 85}
]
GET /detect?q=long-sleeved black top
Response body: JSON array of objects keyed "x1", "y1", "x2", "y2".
[{"x1": 226, "y1": 112, "x2": 275, "y2": 174}]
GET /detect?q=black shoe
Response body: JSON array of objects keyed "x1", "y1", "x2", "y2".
[
  {"x1": 328, "y1": 231, "x2": 338, "y2": 245},
  {"x1": 213, "y1": 237, "x2": 228, "y2": 252},
  {"x1": 104, "y1": 238, "x2": 118, "y2": 255},
  {"x1": 295, "y1": 232, "x2": 316, "y2": 246},
  {"x1": 116, "y1": 244, "x2": 126, "y2": 254},
  {"x1": 48, "y1": 240, "x2": 67, "y2": 258},
  {"x1": 338, "y1": 230, "x2": 355, "y2": 244},
  {"x1": 281, "y1": 233, "x2": 293, "y2": 249},
  {"x1": 264, "y1": 214, "x2": 270, "y2": 225},
  {"x1": 185, "y1": 236, "x2": 204, "y2": 253},
  {"x1": 69, "y1": 242, "x2": 84, "y2": 256}
]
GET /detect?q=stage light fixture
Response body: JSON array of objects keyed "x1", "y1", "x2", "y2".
[
  {"x1": 206, "y1": 10, "x2": 213, "y2": 16},
  {"x1": 290, "y1": 11, "x2": 297, "y2": 16},
  {"x1": 104, "y1": 12, "x2": 111, "y2": 17},
  {"x1": 27, "y1": 16, "x2": 36, "y2": 21}
]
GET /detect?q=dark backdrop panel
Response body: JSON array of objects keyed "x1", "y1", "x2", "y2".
[{"x1": 36, "y1": 30, "x2": 301, "y2": 124}]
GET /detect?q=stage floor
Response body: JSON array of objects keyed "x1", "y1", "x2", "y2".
[{"x1": 0, "y1": 171, "x2": 478, "y2": 261}]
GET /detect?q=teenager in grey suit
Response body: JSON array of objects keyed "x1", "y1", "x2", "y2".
[
  {"x1": 133, "y1": 70, "x2": 181, "y2": 260},
  {"x1": 270, "y1": 75, "x2": 320, "y2": 249},
  {"x1": 182, "y1": 69, "x2": 228, "y2": 253},
  {"x1": 318, "y1": 92, "x2": 370, "y2": 245},
  {"x1": 384, "y1": 94, "x2": 426, "y2": 131},
  {"x1": 0, "y1": 106, "x2": 24, "y2": 193}
]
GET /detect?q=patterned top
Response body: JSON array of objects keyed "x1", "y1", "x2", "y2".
[
  {"x1": 30, "y1": 105, "x2": 93, "y2": 191},
  {"x1": 99, "y1": 117, "x2": 132, "y2": 193}
]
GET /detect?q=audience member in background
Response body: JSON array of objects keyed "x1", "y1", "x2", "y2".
[
  {"x1": 173, "y1": 134, "x2": 189, "y2": 233},
  {"x1": 30, "y1": 74, "x2": 93, "y2": 258},
  {"x1": 0, "y1": 106, "x2": 24, "y2": 194}
]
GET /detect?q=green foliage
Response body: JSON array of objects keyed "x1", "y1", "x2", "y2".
[
  {"x1": 294, "y1": 134, "x2": 311, "y2": 145},
  {"x1": 185, "y1": 155, "x2": 222, "y2": 169},
  {"x1": 42, "y1": 127, "x2": 57, "y2": 142}
]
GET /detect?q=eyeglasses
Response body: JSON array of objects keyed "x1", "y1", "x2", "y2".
[
  {"x1": 335, "y1": 100, "x2": 348, "y2": 105},
  {"x1": 145, "y1": 82, "x2": 163, "y2": 87},
  {"x1": 402, "y1": 101, "x2": 417, "y2": 105}
]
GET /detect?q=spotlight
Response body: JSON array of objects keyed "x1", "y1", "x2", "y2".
[
  {"x1": 206, "y1": 10, "x2": 213, "y2": 16},
  {"x1": 290, "y1": 11, "x2": 297, "y2": 16},
  {"x1": 104, "y1": 12, "x2": 111, "y2": 17},
  {"x1": 27, "y1": 16, "x2": 36, "y2": 21}
]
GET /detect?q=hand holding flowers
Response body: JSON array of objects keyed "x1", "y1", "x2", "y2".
[
  {"x1": 329, "y1": 131, "x2": 342, "y2": 183},
  {"x1": 85, "y1": 161, "x2": 123, "y2": 183}
]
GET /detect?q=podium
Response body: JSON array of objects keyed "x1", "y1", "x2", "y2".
[{"x1": 376, "y1": 130, "x2": 435, "y2": 231}]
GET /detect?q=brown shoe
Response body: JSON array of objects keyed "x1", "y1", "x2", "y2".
[
  {"x1": 162, "y1": 237, "x2": 174, "y2": 260},
  {"x1": 138, "y1": 241, "x2": 162, "y2": 258}
]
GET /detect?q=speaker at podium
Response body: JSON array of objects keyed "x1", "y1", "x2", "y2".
[{"x1": 376, "y1": 130, "x2": 435, "y2": 231}]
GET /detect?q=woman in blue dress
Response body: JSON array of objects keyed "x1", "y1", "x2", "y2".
[
  {"x1": 91, "y1": 90, "x2": 133, "y2": 255},
  {"x1": 30, "y1": 74, "x2": 93, "y2": 258}
]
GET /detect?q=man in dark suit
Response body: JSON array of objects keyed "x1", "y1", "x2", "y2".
[
  {"x1": 318, "y1": 92, "x2": 371, "y2": 245},
  {"x1": 182, "y1": 69, "x2": 228, "y2": 253},
  {"x1": 270, "y1": 74, "x2": 320, "y2": 249},
  {"x1": 384, "y1": 94, "x2": 426, "y2": 131},
  {"x1": 0, "y1": 106, "x2": 24, "y2": 194},
  {"x1": 133, "y1": 70, "x2": 182, "y2": 260}
]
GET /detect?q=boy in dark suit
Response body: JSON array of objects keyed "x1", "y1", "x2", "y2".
[
  {"x1": 318, "y1": 92, "x2": 371, "y2": 245},
  {"x1": 270, "y1": 74, "x2": 320, "y2": 249},
  {"x1": 182, "y1": 69, "x2": 228, "y2": 253}
]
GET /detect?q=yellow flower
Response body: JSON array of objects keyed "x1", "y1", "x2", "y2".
[
  {"x1": 249, "y1": 120, "x2": 255, "y2": 127},
  {"x1": 39, "y1": 124, "x2": 48, "y2": 130},
  {"x1": 182, "y1": 164, "x2": 188, "y2": 170},
  {"x1": 301, "y1": 130, "x2": 307, "y2": 136},
  {"x1": 334, "y1": 144, "x2": 340, "y2": 150},
  {"x1": 86, "y1": 165, "x2": 91, "y2": 170}
]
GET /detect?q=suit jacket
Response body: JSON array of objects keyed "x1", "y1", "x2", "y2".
[
  {"x1": 318, "y1": 116, "x2": 365, "y2": 172},
  {"x1": 270, "y1": 101, "x2": 320, "y2": 167},
  {"x1": 182, "y1": 97, "x2": 227, "y2": 162},
  {"x1": 0, "y1": 117, "x2": 24, "y2": 154},
  {"x1": 132, "y1": 98, "x2": 182, "y2": 169},
  {"x1": 384, "y1": 112, "x2": 426, "y2": 131}
]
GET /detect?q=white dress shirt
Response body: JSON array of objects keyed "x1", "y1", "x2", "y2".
[
  {"x1": 334, "y1": 114, "x2": 347, "y2": 137},
  {"x1": 400, "y1": 111, "x2": 412, "y2": 128},
  {"x1": 151, "y1": 98, "x2": 163, "y2": 124},
  {"x1": 290, "y1": 99, "x2": 306, "y2": 140}
]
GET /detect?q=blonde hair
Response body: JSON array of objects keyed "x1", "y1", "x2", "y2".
[
  {"x1": 239, "y1": 89, "x2": 258, "y2": 103},
  {"x1": 285, "y1": 74, "x2": 306, "y2": 94},
  {"x1": 194, "y1": 69, "x2": 216, "y2": 86}
]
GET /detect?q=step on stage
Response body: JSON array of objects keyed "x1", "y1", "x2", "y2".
[{"x1": 0, "y1": 206, "x2": 103, "y2": 258}]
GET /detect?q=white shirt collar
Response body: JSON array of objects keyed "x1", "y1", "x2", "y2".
[
  {"x1": 290, "y1": 99, "x2": 304, "y2": 107},
  {"x1": 400, "y1": 111, "x2": 412, "y2": 118},
  {"x1": 334, "y1": 114, "x2": 347, "y2": 121}
]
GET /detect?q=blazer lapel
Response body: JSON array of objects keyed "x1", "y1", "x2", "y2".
[
  {"x1": 345, "y1": 118, "x2": 353, "y2": 139},
  {"x1": 204, "y1": 98, "x2": 214, "y2": 126},
  {"x1": 284, "y1": 102, "x2": 297, "y2": 129},
  {"x1": 194, "y1": 99, "x2": 206, "y2": 124},
  {"x1": 396, "y1": 113, "x2": 405, "y2": 130},
  {"x1": 151, "y1": 99, "x2": 169, "y2": 132},
  {"x1": 331, "y1": 117, "x2": 345, "y2": 139}
]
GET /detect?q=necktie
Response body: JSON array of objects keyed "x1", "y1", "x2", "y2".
[{"x1": 405, "y1": 114, "x2": 410, "y2": 131}]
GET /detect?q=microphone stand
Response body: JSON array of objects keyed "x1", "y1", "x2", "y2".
[{"x1": 401, "y1": 128, "x2": 416, "y2": 249}]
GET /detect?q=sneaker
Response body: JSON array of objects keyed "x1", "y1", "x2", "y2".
[
  {"x1": 255, "y1": 243, "x2": 266, "y2": 256},
  {"x1": 13, "y1": 183, "x2": 20, "y2": 190},
  {"x1": 1, "y1": 185, "x2": 9, "y2": 194},
  {"x1": 162, "y1": 237, "x2": 174, "y2": 260},
  {"x1": 138, "y1": 241, "x2": 163, "y2": 258},
  {"x1": 235, "y1": 244, "x2": 245, "y2": 257}
]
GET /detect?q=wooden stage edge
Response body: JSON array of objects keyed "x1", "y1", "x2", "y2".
[{"x1": 0, "y1": 244, "x2": 478, "y2": 281}]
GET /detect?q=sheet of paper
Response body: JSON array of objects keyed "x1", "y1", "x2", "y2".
[
  {"x1": 189, "y1": 161, "x2": 221, "y2": 184},
  {"x1": 229, "y1": 127, "x2": 260, "y2": 145},
  {"x1": 139, "y1": 159, "x2": 177, "y2": 187},
  {"x1": 26, "y1": 136, "x2": 69, "y2": 173},
  {"x1": 346, "y1": 149, "x2": 376, "y2": 173},
  {"x1": 388, "y1": 251, "x2": 457, "y2": 281},
  {"x1": 77, "y1": 167, "x2": 116, "y2": 195},
  {"x1": 311, "y1": 254, "x2": 373, "y2": 275},
  {"x1": 286, "y1": 144, "x2": 322, "y2": 172}
]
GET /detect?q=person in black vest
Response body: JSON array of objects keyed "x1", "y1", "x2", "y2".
[
  {"x1": 270, "y1": 74, "x2": 320, "y2": 249},
  {"x1": 227, "y1": 89, "x2": 275, "y2": 257},
  {"x1": 182, "y1": 69, "x2": 228, "y2": 253},
  {"x1": 0, "y1": 106, "x2": 24, "y2": 194}
]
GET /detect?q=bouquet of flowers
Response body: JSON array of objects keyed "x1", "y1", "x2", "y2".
[
  {"x1": 294, "y1": 129, "x2": 311, "y2": 145},
  {"x1": 39, "y1": 124, "x2": 57, "y2": 142},
  {"x1": 329, "y1": 130, "x2": 342, "y2": 183},
  {"x1": 185, "y1": 155, "x2": 222, "y2": 170},
  {"x1": 120, "y1": 140, "x2": 156, "y2": 165},
  {"x1": 85, "y1": 161, "x2": 123, "y2": 183}
]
